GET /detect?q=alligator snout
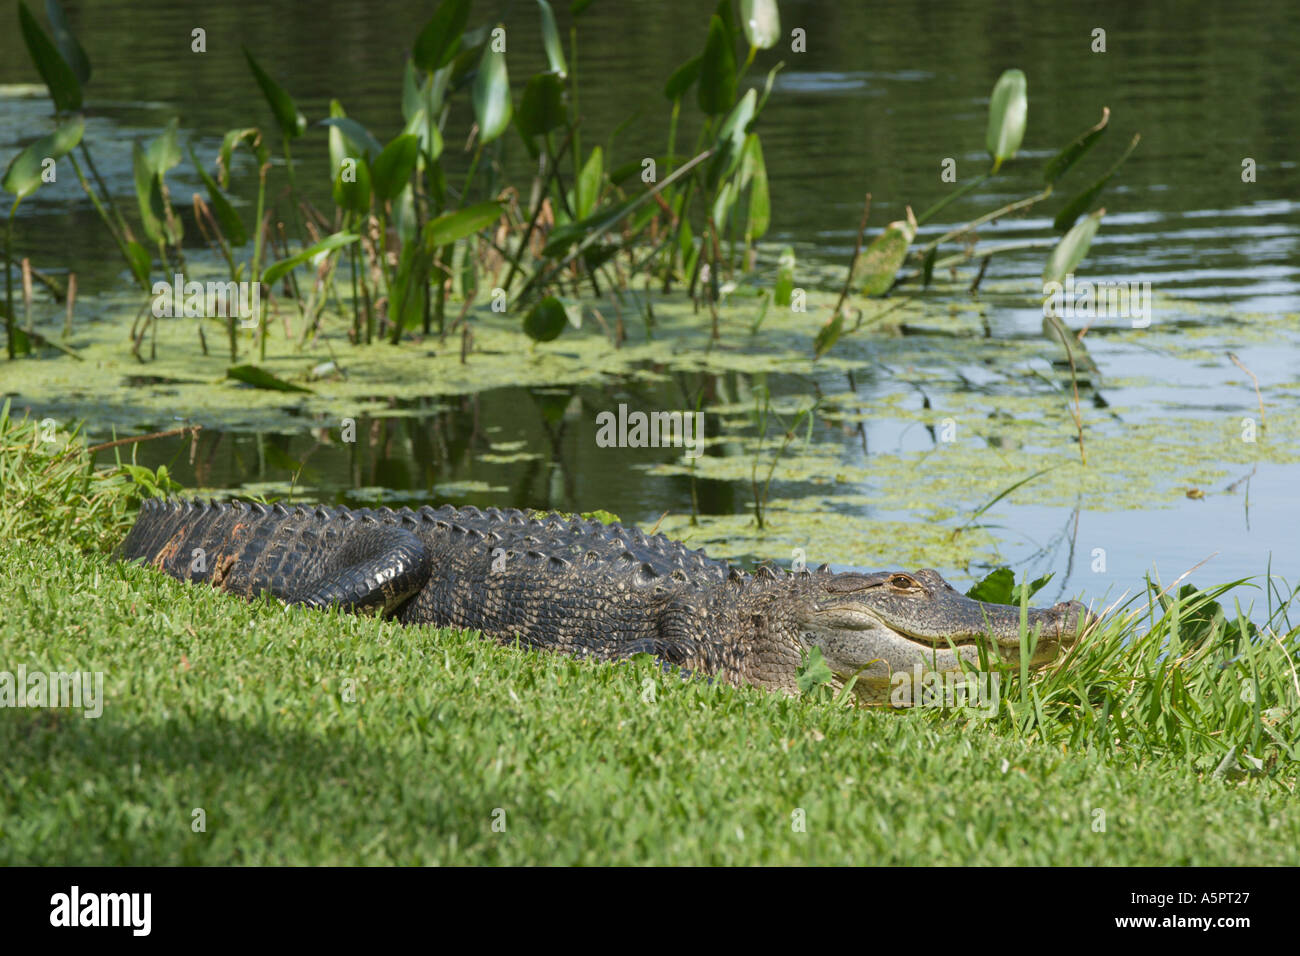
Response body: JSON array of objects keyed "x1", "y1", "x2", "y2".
[{"x1": 1052, "y1": 599, "x2": 1091, "y2": 645}]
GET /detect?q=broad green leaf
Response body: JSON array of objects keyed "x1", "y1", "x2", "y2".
[
  {"x1": 402, "y1": 60, "x2": 422, "y2": 121},
  {"x1": 774, "y1": 245, "x2": 794, "y2": 305},
  {"x1": 226, "y1": 365, "x2": 315, "y2": 393},
  {"x1": 1, "y1": 114, "x2": 83, "y2": 199},
  {"x1": 218, "y1": 128, "x2": 265, "y2": 188},
  {"x1": 402, "y1": 106, "x2": 444, "y2": 163},
  {"x1": 1041, "y1": 311, "x2": 1100, "y2": 377},
  {"x1": 1043, "y1": 107, "x2": 1109, "y2": 186},
  {"x1": 966, "y1": 568, "x2": 1016, "y2": 604},
  {"x1": 855, "y1": 207, "x2": 917, "y2": 297},
  {"x1": 132, "y1": 141, "x2": 166, "y2": 244},
  {"x1": 146, "y1": 117, "x2": 182, "y2": 175},
  {"x1": 523, "y1": 296, "x2": 568, "y2": 342},
  {"x1": 319, "y1": 116, "x2": 382, "y2": 164},
  {"x1": 1043, "y1": 208, "x2": 1104, "y2": 286},
  {"x1": 1011, "y1": 572, "x2": 1055, "y2": 605},
  {"x1": 187, "y1": 144, "x2": 247, "y2": 246},
  {"x1": 262, "y1": 231, "x2": 360, "y2": 285},
  {"x1": 570, "y1": 0, "x2": 595, "y2": 14},
  {"x1": 18, "y1": 1, "x2": 81, "y2": 112},
  {"x1": 796, "y1": 646, "x2": 835, "y2": 695},
  {"x1": 425, "y1": 200, "x2": 504, "y2": 248},
  {"x1": 986, "y1": 68, "x2": 1027, "y2": 173},
  {"x1": 371, "y1": 134, "x2": 421, "y2": 202},
  {"x1": 697, "y1": 15, "x2": 736, "y2": 115},
  {"x1": 739, "y1": 0, "x2": 780, "y2": 50},
  {"x1": 920, "y1": 245, "x2": 937, "y2": 288},
  {"x1": 664, "y1": 55, "x2": 701, "y2": 101},
  {"x1": 754, "y1": 59, "x2": 784, "y2": 116},
  {"x1": 813, "y1": 312, "x2": 844, "y2": 359},
  {"x1": 517, "y1": 72, "x2": 567, "y2": 140},
  {"x1": 333, "y1": 156, "x2": 372, "y2": 213},
  {"x1": 449, "y1": 25, "x2": 491, "y2": 88},
  {"x1": 711, "y1": 178, "x2": 738, "y2": 231},
  {"x1": 537, "y1": 0, "x2": 568, "y2": 77},
  {"x1": 243, "y1": 47, "x2": 306, "y2": 139},
  {"x1": 742, "y1": 134, "x2": 769, "y2": 240},
  {"x1": 413, "y1": 0, "x2": 471, "y2": 72},
  {"x1": 124, "y1": 239, "x2": 151, "y2": 286},
  {"x1": 472, "y1": 35, "x2": 513, "y2": 144},
  {"x1": 576, "y1": 146, "x2": 603, "y2": 220},
  {"x1": 394, "y1": 183, "x2": 419, "y2": 246},
  {"x1": 1052, "y1": 133, "x2": 1140, "y2": 232},
  {"x1": 44, "y1": 0, "x2": 90, "y2": 86},
  {"x1": 707, "y1": 87, "x2": 756, "y2": 188}
]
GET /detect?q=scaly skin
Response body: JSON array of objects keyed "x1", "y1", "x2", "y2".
[{"x1": 117, "y1": 499, "x2": 1091, "y2": 702}]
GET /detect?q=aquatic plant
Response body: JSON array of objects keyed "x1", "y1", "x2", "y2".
[{"x1": 4, "y1": 0, "x2": 780, "y2": 365}]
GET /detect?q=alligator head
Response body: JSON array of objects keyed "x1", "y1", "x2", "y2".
[{"x1": 797, "y1": 568, "x2": 1090, "y2": 704}]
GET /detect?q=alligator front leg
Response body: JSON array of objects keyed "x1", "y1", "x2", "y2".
[{"x1": 287, "y1": 527, "x2": 432, "y2": 616}]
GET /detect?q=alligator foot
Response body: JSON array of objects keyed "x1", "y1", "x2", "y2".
[{"x1": 289, "y1": 527, "x2": 432, "y2": 616}]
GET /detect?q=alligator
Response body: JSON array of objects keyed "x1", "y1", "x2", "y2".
[{"x1": 117, "y1": 499, "x2": 1091, "y2": 703}]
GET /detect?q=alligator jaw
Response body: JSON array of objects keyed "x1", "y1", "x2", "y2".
[{"x1": 797, "y1": 568, "x2": 1093, "y2": 699}]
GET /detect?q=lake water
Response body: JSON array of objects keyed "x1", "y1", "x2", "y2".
[{"x1": 2, "y1": 0, "x2": 1298, "y2": 617}]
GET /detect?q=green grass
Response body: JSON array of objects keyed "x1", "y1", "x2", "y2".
[{"x1": 1, "y1": 404, "x2": 1298, "y2": 864}]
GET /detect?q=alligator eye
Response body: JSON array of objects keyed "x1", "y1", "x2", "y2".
[{"x1": 889, "y1": 574, "x2": 920, "y2": 591}]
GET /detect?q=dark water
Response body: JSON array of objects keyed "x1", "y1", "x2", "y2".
[{"x1": 4, "y1": 0, "x2": 1299, "y2": 607}]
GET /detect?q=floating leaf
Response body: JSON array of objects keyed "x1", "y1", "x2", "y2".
[
  {"x1": 243, "y1": 47, "x2": 306, "y2": 139},
  {"x1": 986, "y1": 69, "x2": 1027, "y2": 173},
  {"x1": 226, "y1": 365, "x2": 315, "y2": 393},
  {"x1": 472, "y1": 33, "x2": 513, "y2": 144},
  {"x1": 18, "y1": 1, "x2": 81, "y2": 112},
  {"x1": 262, "y1": 231, "x2": 360, "y2": 285},
  {"x1": 523, "y1": 296, "x2": 568, "y2": 342},
  {"x1": 1, "y1": 114, "x2": 83, "y2": 199},
  {"x1": 697, "y1": 15, "x2": 736, "y2": 115},
  {"x1": 413, "y1": 0, "x2": 471, "y2": 72}
]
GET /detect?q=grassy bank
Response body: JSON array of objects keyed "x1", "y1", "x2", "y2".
[{"x1": 1, "y1": 406, "x2": 1297, "y2": 864}]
